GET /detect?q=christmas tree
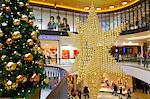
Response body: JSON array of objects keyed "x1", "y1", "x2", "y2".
[{"x1": 0, "y1": 0, "x2": 48, "y2": 98}]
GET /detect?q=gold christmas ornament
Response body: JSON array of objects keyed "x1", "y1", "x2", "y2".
[
  {"x1": 29, "y1": 73, "x2": 40, "y2": 83},
  {"x1": 31, "y1": 31, "x2": 37, "y2": 39},
  {"x1": 4, "y1": 80, "x2": 18, "y2": 91},
  {"x1": 12, "y1": 31, "x2": 22, "y2": 40},
  {"x1": 17, "y1": 61, "x2": 22, "y2": 66},
  {"x1": 44, "y1": 77, "x2": 49, "y2": 84},
  {"x1": 1, "y1": 22, "x2": 7, "y2": 26},
  {"x1": 38, "y1": 47, "x2": 42, "y2": 54},
  {"x1": 0, "y1": 43, "x2": 4, "y2": 50},
  {"x1": 36, "y1": 39, "x2": 40, "y2": 44},
  {"x1": 17, "y1": 12, "x2": 21, "y2": 16},
  {"x1": 19, "y1": 2, "x2": 24, "y2": 7},
  {"x1": 13, "y1": 19, "x2": 20, "y2": 26},
  {"x1": 32, "y1": 44, "x2": 38, "y2": 54},
  {"x1": 28, "y1": 20, "x2": 33, "y2": 26},
  {"x1": 29, "y1": 12, "x2": 34, "y2": 18},
  {"x1": 16, "y1": 75, "x2": 24, "y2": 83},
  {"x1": 5, "y1": 0, "x2": 10, "y2": 3},
  {"x1": 2, "y1": 4, "x2": 6, "y2": 9},
  {"x1": 24, "y1": 53, "x2": 33, "y2": 61},
  {"x1": 21, "y1": 15, "x2": 28, "y2": 22},
  {"x1": 5, "y1": 7, "x2": 11, "y2": 13},
  {"x1": 23, "y1": 77, "x2": 27, "y2": 83},
  {"x1": 6, "y1": 38, "x2": 13, "y2": 45},
  {"x1": 13, "y1": 51, "x2": 21, "y2": 56},
  {"x1": 37, "y1": 59, "x2": 44, "y2": 68},
  {"x1": 27, "y1": 39, "x2": 34, "y2": 46},
  {"x1": 1, "y1": 55, "x2": 8, "y2": 61},
  {"x1": 25, "y1": 3, "x2": 30, "y2": 8},
  {"x1": 5, "y1": 62, "x2": 17, "y2": 71},
  {"x1": 0, "y1": 30, "x2": 3, "y2": 37}
]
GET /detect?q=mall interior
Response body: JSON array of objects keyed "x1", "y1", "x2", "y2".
[{"x1": 0, "y1": 0, "x2": 150, "y2": 99}]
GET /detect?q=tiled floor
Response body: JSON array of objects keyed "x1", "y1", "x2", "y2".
[{"x1": 131, "y1": 90, "x2": 150, "y2": 99}]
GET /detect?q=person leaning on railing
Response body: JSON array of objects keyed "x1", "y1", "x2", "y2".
[{"x1": 143, "y1": 51, "x2": 149, "y2": 68}]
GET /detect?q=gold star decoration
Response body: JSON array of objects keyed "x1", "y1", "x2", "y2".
[{"x1": 69, "y1": 5, "x2": 130, "y2": 99}]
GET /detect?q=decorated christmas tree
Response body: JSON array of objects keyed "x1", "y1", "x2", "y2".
[{"x1": 0, "y1": 0, "x2": 48, "y2": 98}]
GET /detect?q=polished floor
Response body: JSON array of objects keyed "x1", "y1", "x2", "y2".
[{"x1": 98, "y1": 93, "x2": 126, "y2": 99}]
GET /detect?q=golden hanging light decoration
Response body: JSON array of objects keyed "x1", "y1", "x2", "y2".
[{"x1": 69, "y1": 4, "x2": 129, "y2": 99}]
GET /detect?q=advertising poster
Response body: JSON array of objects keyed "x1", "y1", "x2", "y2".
[
  {"x1": 73, "y1": 50, "x2": 79, "y2": 58},
  {"x1": 62, "y1": 50, "x2": 70, "y2": 59}
]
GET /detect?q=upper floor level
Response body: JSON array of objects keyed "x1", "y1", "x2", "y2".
[{"x1": 28, "y1": 0, "x2": 150, "y2": 35}]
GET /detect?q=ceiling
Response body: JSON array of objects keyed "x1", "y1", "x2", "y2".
[{"x1": 30, "y1": 0, "x2": 140, "y2": 12}]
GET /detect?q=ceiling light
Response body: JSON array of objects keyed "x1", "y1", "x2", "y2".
[
  {"x1": 96, "y1": 8, "x2": 101, "y2": 10},
  {"x1": 109, "y1": 6, "x2": 114, "y2": 9},
  {"x1": 127, "y1": 35, "x2": 150, "y2": 40},
  {"x1": 84, "y1": 7, "x2": 89, "y2": 10},
  {"x1": 122, "y1": 1, "x2": 128, "y2": 5}
]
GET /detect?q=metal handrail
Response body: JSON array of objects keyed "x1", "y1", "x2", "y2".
[{"x1": 46, "y1": 65, "x2": 69, "y2": 99}]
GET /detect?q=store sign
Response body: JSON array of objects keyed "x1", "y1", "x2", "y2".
[{"x1": 39, "y1": 35, "x2": 60, "y2": 40}]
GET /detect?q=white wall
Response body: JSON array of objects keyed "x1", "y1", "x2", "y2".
[{"x1": 121, "y1": 65, "x2": 150, "y2": 83}]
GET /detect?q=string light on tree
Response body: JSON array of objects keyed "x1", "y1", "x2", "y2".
[{"x1": 0, "y1": 0, "x2": 48, "y2": 98}]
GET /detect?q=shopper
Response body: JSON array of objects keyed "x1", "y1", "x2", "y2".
[
  {"x1": 143, "y1": 52, "x2": 149, "y2": 68},
  {"x1": 113, "y1": 83, "x2": 118, "y2": 96},
  {"x1": 119, "y1": 84, "x2": 123, "y2": 94},
  {"x1": 78, "y1": 90, "x2": 82, "y2": 99},
  {"x1": 83, "y1": 86, "x2": 90, "y2": 99},
  {"x1": 71, "y1": 87, "x2": 76, "y2": 97},
  {"x1": 137, "y1": 52, "x2": 142, "y2": 65},
  {"x1": 118, "y1": 54, "x2": 122, "y2": 62},
  {"x1": 127, "y1": 88, "x2": 131, "y2": 99},
  {"x1": 145, "y1": 83, "x2": 149, "y2": 94}
]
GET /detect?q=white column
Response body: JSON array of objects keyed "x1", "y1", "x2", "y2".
[{"x1": 141, "y1": 45, "x2": 143, "y2": 58}]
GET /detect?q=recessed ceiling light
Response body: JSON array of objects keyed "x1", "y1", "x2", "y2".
[
  {"x1": 122, "y1": 1, "x2": 128, "y2": 5},
  {"x1": 109, "y1": 6, "x2": 114, "y2": 9},
  {"x1": 84, "y1": 7, "x2": 89, "y2": 10},
  {"x1": 96, "y1": 8, "x2": 101, "y2": 10}
]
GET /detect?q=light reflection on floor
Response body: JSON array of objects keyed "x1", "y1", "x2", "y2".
[{"x1": 98, "y1": 92, "x2": 126, "y2": 99}]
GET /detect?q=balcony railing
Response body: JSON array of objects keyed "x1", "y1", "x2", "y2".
[
  {"x1": 43, "y1": 65, "x2": 69, "y2": 99},
  {"x1": 30, "y1": 0, "x2": 149, "y2": 35}
]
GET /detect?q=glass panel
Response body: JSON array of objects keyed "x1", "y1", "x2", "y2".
[
  {"x1": 74, "y1": 13, "x2": 79, "y2": 32},
  {"x1": 42, "y1": 8, "x2": 50, "y2": 30},
  {"x1": 67, "y1": 11, "x2": 73, "y2": 32},
  {"x1": 138, "y1": 5, "x2": 142, "y2": 28},
  {"x1": 33, "y1": 6, "x2": 42, "y2": 29},
  {"x1": 141, "y1": 3, "x2": 146, "y2": 27},
  {"x1": 110, "y1": 13, "x2": 113, "y2": 30}
]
